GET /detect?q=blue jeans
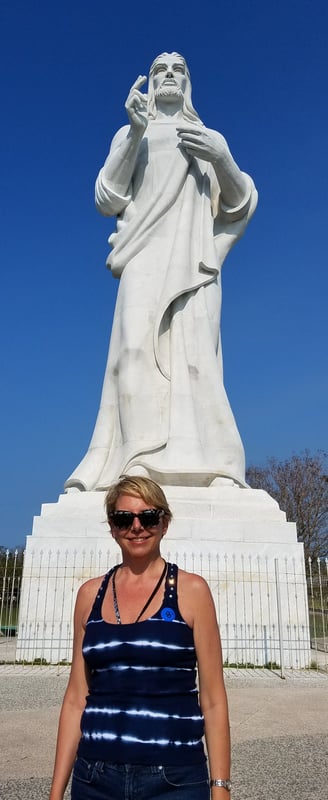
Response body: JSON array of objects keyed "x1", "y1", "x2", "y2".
[{"x1": 71, "y1": 758, "x2": 210, "y2": 800}]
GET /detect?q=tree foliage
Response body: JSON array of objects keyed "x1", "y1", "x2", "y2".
[{"x1": 246, "y1": 451, "x2": 328, "y2": 560}]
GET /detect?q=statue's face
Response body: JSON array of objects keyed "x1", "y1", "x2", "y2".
[{"x1": 152, "y1": 53, "x2": 187, "y2": 100}]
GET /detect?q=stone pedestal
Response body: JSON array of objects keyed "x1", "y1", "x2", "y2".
[{"x1": 17, "y1": 486, "x2": 310, "y2": 667}]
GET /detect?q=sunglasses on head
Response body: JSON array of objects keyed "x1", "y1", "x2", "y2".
[{"x1": 109, "y1": 508, "x2": 165, "y2": 530}]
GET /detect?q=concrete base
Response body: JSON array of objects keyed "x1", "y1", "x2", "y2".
[{"x1": 17, "y1": 486, "x2": 310, "y2": 667}]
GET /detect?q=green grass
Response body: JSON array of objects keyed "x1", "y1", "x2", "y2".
[{"x1": 0, "y1": 605, "x2": 19, "y2": 627}]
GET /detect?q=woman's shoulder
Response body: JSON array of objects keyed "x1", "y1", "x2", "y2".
[
  {"x1": 176, "y1": 566, "x2": 213, "y2": 606},
  {"x1": 174, "y1": 566, "x2": 214, "y2": 628},
  {"x1": 74, "y1": 572, "x2": 110, "y2": 627},
  {"x1": 176, "y1": 566, "x2": 211, "y2": 593},
  {"x1": 76, "y1": 571, "x2": 110, "y2": 607},
  {"x1": 78, "y1": 574, "x2": 106, "y2": 595}
]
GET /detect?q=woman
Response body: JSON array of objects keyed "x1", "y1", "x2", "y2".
[{"x1": 49, "y1": 476, "x2": 231, "y2": 799}]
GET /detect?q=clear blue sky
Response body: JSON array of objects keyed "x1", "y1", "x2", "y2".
[{"x1": 1, "y1": 0, "x2": 327, "y2": 548}]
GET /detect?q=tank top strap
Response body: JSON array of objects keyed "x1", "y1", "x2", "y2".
[
  {"x1": 163, "y1": 562, "x2": 179, "y2": 607},
  {"x1": 89, "y1": 565, "x2": 118, "y2": 621}
]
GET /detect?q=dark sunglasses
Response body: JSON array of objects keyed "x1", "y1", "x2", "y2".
[{"x1": 109, "y1": 508, "x2": 165, "y2": 530}]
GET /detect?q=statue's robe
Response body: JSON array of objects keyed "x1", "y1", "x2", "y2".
[{"x1": 65, "y1": 121, "x2": 257, "y2": 491}]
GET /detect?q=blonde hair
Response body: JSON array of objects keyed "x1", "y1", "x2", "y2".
[{"x1": 105, "y1": 475, "x2": 172, "y2": 524}]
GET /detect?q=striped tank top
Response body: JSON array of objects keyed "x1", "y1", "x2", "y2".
[{"x1": 77, "y1": 562, "x2": 206, "y2": 765}]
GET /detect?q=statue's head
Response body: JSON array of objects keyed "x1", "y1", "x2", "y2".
[{"x1": 148, "y1": 52, "x2": 201, "y2": 122}]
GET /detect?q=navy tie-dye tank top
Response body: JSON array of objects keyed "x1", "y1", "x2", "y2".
[{"x1": 77, "y1": 562, "x2": 206, "y2": 765}]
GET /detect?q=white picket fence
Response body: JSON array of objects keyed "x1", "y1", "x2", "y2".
[{"x1": 0, "y1": 549, "x2": 327, "y2": 672}]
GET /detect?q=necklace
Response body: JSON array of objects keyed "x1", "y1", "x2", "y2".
[{"x1": 112, "y1": 560, "x2": 167, "y2": 624}]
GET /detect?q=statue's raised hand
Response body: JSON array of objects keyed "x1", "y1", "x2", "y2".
[
  {"x1": 125, "y1": 75, "x2": 148, "y2": 133},
  {"x1": 176, "y1": 125, "x2": 229, "y2": 165}
]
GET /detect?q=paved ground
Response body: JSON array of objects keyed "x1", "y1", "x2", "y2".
[{"x1": 0, "y1": 665, "x2": 327, "y2": 800}]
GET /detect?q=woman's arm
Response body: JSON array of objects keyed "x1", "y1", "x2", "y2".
[
  {"x1": 48, "y1": 579, "x2": 100, "y2": 800},
  {"x1": 182, "y1": 573, "x2": 231, "y2": 799}
]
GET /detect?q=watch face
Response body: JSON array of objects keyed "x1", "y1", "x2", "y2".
[{"x1": 211, "y1": 780, "x2": 232, "y2": 791}]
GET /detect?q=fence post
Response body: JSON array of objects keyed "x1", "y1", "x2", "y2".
[{"x1": 274, "y1": 558, "x2": 285, "y2": 679}]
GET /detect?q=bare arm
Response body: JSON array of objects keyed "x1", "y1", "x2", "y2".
[
  {"x1": 48, "y1": 580, "x2": 100, "y2": 800},
  {"x1": 181, "y1": 573, "x2": 231, "y2": 800},
  {"x1": 177, "y1": 125, "x2": 248, "y2": 209}
]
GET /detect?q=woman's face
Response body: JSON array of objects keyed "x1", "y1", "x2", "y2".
[{"x1": 109, "y1": 493, "x2": 168, "y2": 559}]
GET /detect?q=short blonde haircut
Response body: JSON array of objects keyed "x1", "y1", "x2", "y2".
[{"x1": 105, "y1": 475, "x2": 172, "y2": 524}]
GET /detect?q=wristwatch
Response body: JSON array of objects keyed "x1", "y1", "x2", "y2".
[{"x1": 210, "y1": 778, "x2": 232, "y2": 791}]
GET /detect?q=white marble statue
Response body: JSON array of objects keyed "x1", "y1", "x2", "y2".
[{"x1": 65, "y1": 52, "x2": 257, "y2": 492}]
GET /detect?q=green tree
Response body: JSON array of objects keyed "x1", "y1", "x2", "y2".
[
  {"x1": 0, "y1": 547, "x2": 24, "y2": 628},
  {"x1": 246, "y1": 450, "x2": 328, "y2": 560},
  {"x1": 0, "y1": 546, "x2": 24, "y2": 578}
]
